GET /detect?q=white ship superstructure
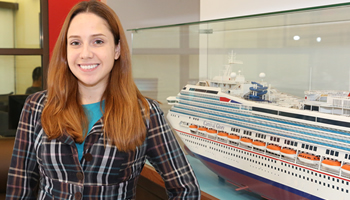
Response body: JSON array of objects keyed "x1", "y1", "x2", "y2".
[{"x1": 166, "y1": 56, "x2": 350, "y2": 200}]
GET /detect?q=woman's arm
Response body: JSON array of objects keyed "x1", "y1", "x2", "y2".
[
  {"x1": 145, "y1": 100, "x2": 201, "y2": 200},
  {"x1": 6, "y1": 93, "x2": 42, "y2": 199}
]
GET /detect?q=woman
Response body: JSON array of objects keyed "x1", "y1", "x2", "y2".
[{"x1": 6, "y1": 1, "x2": 200, "y2": 199}]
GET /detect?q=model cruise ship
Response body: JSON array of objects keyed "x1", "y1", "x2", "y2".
[{"x1": 166, "y1": 54, "x2": 350, "y2": 200}]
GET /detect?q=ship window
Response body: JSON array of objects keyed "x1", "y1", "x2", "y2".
[
  {"x1": 326, "y1": 149, "x2": 330, "y2": 154},
  {"x1": 306, "y1": 144, "x2": 309, "y2": 149},
  {"x1": 331, "y1": 150, "x2": 334, "y2": 156},
  {"x1": 314, "y1": 147, "x2": 317, "y2": 151},
  {"x1": 335, "y1": 152, "x2": 339, "y2": 157},
  {"x1": 277, "y1": 138, "x2": 280, "y2": 142},
  {"x1": 279, "y1": 111, "x2": 316, "y2": 122},
  {"x1": 317, "y1": 117, "x2": 350, "y2": 129},
  {"x1": 312, "y1": 106, "x2": 319, "y2": 111},
  {"x1": 252, "y1": 107, "x2": 278, "y2": 115},
  {"x1": 294, "y1": 142, "x2": 298, "y2": 146},
  {"x1": 309, "y1": 145, "x2": 313, "y2": 150},
  {"x1": 346, "y1": 154, "x2": 348, "y2": 159},
  {"x1": 302, "y1": 144, "x2": 305, "y2": 148},
  {"x1": 206, "y1": 90, "x2": 218, "y2": 94},
  {"x1": 304, "y1": 105, "x2": 311, "y2": 110}
]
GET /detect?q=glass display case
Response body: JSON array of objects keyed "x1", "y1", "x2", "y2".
[
  {"x1": 130, "y1": 3, "x2": 350, "y2": 199},
  {"x1": 130, "y1": 3, "x2": 350, "y2": 111}
]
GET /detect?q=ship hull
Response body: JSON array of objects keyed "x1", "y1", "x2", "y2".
[{"x1": 191, "y1": 151, "x2": 321, "y2": 200}]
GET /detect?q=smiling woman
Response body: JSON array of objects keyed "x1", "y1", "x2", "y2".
[
  {"x1": 66, "y1": 12, "x2": 120, "y2": 102},
  {"x1": 6, "y1": 1, "x2": 200, "y2": 200}
]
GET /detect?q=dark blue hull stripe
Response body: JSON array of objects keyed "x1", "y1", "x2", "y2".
[{"x1": 194, "y1": 153, "x2": 324, "y2": 200}]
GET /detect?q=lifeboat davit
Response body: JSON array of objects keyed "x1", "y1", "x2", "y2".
[
  {"x1": 198, "y1": 127, "x2": 208, "y2": 137},
  {"x1": 252, "y1": 140, "x2": 266, "y2": 150},
  {"x1": 341, "y1": 164, "x2": 350, "y2": 174},
  {"x1": 322, "y1": 159, "x2": 341, "y2": 170},
  {"x1": 298, "y1": 153, "x2": 320, "y2": 165},
  {"x1": 281, "y1": 148, "x2": 297, "y2": 159},
  {"x1": 240, "y1": 137, "x2": 253, "y2": 146},
  {"x1": 266, "y1": 144, "x2": 281, "y2": 154},
  {"x1": 189, "y1": 125, "x2": 198, "y2": 134}
]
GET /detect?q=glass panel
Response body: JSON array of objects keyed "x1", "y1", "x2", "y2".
[
  {"x1": 0, "y1": 0, "x2": 41, "y2": 48},
  {"x1": 0, "y1": 55, "x2": 42, "y2": 95},
  {"x1": 131, "y1": 3, "x2": 350, "y2": 105},
  {"x1": 132, "y1": 24, "x2": 200, "y2": 112},
  {"x1": 0, "y1": 7, "x2": 14, "y2": 48},
  {"x1": 0, "y1": 55, "x2": 42, "y2": 137}
]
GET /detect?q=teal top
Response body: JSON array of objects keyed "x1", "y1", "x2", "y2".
[{"x1": 77, "y1": 101, "x2": 104, "y2": 161}]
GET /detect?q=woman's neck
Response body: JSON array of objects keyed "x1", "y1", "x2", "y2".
[{"x1": 78, "y1": 83, "x2": 106, "y2": 105}]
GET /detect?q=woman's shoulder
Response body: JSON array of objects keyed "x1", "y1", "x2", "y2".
[
  {"x1": 144, "y1": 97, "x2": 162, "y2": 111},
  {"x1": 25, "y1": 90, "x2": 48, "y2": 108}
]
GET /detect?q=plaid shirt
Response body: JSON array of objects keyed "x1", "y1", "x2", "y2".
[{"x1": 6, "y1": 91, "x2": 200, "y2": 200}]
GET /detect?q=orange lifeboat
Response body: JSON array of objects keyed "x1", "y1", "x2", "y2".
[
  {"x1": 227, "y1": 135, "x2": 240, "y2": 144},
  {"x1": 207, "y1": 129, "x2": 218, "y2": 140},
  {"x1": 298, "y1": 153, "x2": 320, "y2": 165},
  {"x1": 252, "y1": 140, "x2": 266, "y2": 150},
  {"x1": 240, "y1": 137, "x2": 253, "y2": 146},
  {"x1": 218, "y1": 132, "x2": 228, "y2": 137},
  {"x1": 217, "y1": 132, "x2": 228, "y2": 143},
  {"x1": 341, "y1": 164, "x2": 350, "y2": 174},
  {"x1": 198, "y1": 127, "x2": 208, "y2": 137},
  {"x1": 280, "y1": 148, "x2": 297, "y2": 159},
  {"x1": 266, "y1": 144, "x2": 281, "y2": 154},
  {"x1": 189, "y1": 125, "x2": 198, "y2": 134},
  {"x1": 228, "y1": 135, "x2": 239, "y2": 140},
  {"x1": 322, "y1": 159, "x2": 341, "y2": 170}
]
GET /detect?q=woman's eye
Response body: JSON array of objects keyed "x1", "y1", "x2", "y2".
[
  {"x1": 70, "y1": 41, "x2": 80, "y2": 46},
  {"x1": 94, "y1": 39, "x2": 104, "y2": 45}
]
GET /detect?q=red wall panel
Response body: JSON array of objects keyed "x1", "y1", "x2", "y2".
[{"x1": 48, "y1": 0, "x2": 100, "y2": 57}]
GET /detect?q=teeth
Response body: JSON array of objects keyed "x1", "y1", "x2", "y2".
[{"x1": 80, "y1": 64, "x2": 98, "y2": 69}]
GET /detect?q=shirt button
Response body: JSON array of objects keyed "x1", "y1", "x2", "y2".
[
  {"x1": 84, "y1": 153, "x2": 93, "y2": 161},
  {"x1": 76, "y1": 172, "x2": 84, "y2": 181},
  {"x1": 75, "y1": 192, "x2": 82, "y2": 200}
]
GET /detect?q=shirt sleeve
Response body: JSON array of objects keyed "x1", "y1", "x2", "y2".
[
  {"x1": 6, "y1": 94, "x2": 41, "y2": 199},
  {"x1": 145, "y1": 100, "x2": 201, "y2": 200}
]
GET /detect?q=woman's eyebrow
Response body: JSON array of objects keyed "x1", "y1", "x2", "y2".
[{"x1": 68, "y1": 33, "x2": 106, "y2": 39}]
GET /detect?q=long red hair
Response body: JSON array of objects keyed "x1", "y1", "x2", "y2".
[{"x1": 42, "y1": 1, "x2": 150, "y2": 151}]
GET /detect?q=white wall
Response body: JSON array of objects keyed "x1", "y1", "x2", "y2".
[{"x1": 200, "y1": 0, "x2": 350, "y2": 20}]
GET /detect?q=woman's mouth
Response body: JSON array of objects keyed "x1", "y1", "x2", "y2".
[{"x1": 79, "y1": 64, "x2": 99, "y2": 70}]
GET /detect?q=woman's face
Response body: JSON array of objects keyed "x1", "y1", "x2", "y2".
[{"x1": 67, "y1": 12, "x2": 120, "y2": 90}]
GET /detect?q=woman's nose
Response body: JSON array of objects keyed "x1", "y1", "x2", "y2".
[{"x1": 80, "y1": 45, "x2": 93, "y2": 59}]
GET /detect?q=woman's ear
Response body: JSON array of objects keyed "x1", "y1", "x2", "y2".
[{"x1": 114, "y1": 42, "x2": 121, "y2": 60}]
